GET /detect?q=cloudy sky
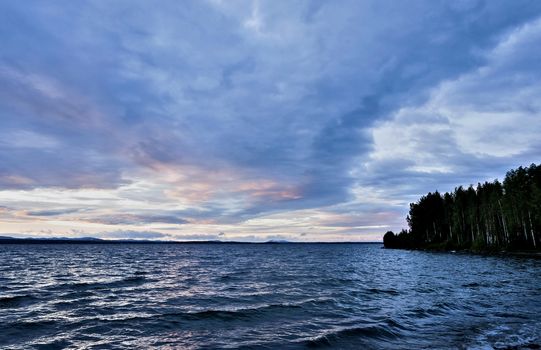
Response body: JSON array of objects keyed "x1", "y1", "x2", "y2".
[{"x1": 1, "y1": 0, "x2": 541, "y2": 242}]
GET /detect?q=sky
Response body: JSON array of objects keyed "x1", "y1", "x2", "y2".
[{"x1": 1, "y1": 0, "x2": 541, "y2": 242}]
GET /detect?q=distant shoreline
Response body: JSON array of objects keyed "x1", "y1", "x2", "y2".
[{"x1": 0, "y1": 237, "x2": 382, "y2": 245}]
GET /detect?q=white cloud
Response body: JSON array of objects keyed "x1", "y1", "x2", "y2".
[{"x1": 369, "y1": 16, "x2": 541, "y2": 178}]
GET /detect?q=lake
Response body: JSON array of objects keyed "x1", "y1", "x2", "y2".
[{"x1": 1, "y1": 243, "x2": 540, "y2": 349}]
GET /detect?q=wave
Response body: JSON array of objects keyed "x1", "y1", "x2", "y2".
[
  {"x1": 88, "y1": 298, "x2": 334, "y2": 328},
  {"x1": 461, "y1": 282, "x2": 496, "y2": 288},
  {"x1": 305, "y1": 320, "x2": 403, "y2": 348},
  {"x1": 171, "y1": 299, "x2": 327, "y2": 321},
  {"x1": 3, "y1": 319, "x2": 57, "y2": 332},
  {"x1": 317, "y1": 277, "x2": 359, "y2": 287},
  {"x1": 366, "y1": 287, "x2": 400, "y2": 296},
  {"x1": 493, "y1": 342, "x2": 541, "y2": 350},
  {"x1": 50, "y1": 275, "x2": 148, "y2": 292},
  {"x1": 0, "y1": 294, "x2": 39, "y2": 308},
  {"x1": 473, "y1": 324, "x2": 541, "y2": 350}
]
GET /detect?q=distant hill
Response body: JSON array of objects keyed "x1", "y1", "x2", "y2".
[
  {"x1": 0, "y1": 236, "x2": 244, "y2": 244},
  {"x1": 0, "y1": 236, "x2": 380, "y2": 244}
]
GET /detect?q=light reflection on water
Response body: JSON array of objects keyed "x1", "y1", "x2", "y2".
[{"x1": 0, "y1": 243, "x2": 540, "y2": 349}]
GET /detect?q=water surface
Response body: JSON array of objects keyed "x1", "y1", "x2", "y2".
[{"x1": 1, "y1": 243, "x2": 540, "y2": 349}]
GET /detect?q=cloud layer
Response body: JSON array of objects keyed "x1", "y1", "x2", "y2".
[{"x1": 1, "y1": 1, "x2": 541, "y2": 241}]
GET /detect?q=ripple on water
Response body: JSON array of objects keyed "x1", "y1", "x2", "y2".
[
  {"x1": 0, "y1": 243, "x2": 539, "y2": 349},
  {"x1": 0, "y1": 294, "x2": 40, "y2": 309},
  {"x1": 305, "y1": 320, "x2": 403, "y2": 349}
]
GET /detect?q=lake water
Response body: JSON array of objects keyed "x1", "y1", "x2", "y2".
[{"x1": 0, "y1": 243, "x2": 540, "y2": 349}]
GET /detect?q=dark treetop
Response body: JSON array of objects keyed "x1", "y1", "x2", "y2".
[{"x1": 384, "y1": 163, "x2": 541, "y2": 252}]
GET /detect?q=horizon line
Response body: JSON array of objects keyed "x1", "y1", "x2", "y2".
[{"x1": 0, "y1": 236, "x2": 382, "y2": 244}]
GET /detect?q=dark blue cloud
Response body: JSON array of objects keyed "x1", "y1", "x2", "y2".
[
  {"x1": 85, "y1": 214, "x2": 189, "y2": 226},
  {"x1": 26, "y1": 209, "x2": 80, "y2": 216}
]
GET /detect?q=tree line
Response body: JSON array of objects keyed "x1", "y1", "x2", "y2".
[{"x1": 384, "y1": 163, "x2": 541, "y2": 251}]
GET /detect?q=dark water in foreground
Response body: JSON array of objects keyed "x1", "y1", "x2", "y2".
[{"x1": 0, "y1": 244, "x2": 540, "y2": 349}]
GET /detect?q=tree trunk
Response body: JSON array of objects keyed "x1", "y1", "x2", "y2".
[
  {"x1": 470, "y1": 214, "x2": 475, "y2": 243},
  {"x1": 528, "y1": 210, "x2": 537, "y2": 249},
  {"x1": 522, "y1": 216, "x2": 528, "y2": 241},
  {"x1": 498, "y1": 200, "x2": 508, "y2": 244}
]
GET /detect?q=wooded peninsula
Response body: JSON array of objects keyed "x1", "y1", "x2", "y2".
[{"x1": 384, "y1": 163, "x2": 541, "y2": 251}]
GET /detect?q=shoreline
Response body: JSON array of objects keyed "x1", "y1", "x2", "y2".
[{"x1": 384, "y1": 246, "x2": 541, "y2": 259}]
